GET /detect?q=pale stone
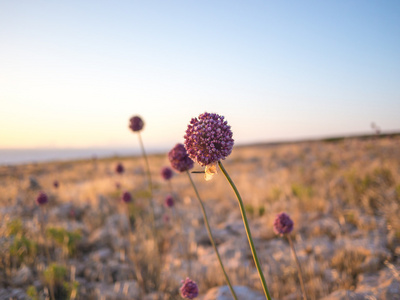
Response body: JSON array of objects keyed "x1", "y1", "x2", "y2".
[
  {"x1": 202, "y1": 286, "x2": 265, "y2": 300},
  {"x1": 12, "y1": 265, "x2": 33, "y2": 286}
]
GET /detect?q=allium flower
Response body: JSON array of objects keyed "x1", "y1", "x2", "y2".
[
  {"x1": 129, "y1": 115, "x2": 144, "y2": 132},
  {"x1": 184, "y1": 112, "x2": 234, "y2": 167},
  {"x1": 53, "y1": 180, "x2": 59, "y2": 188},
  {"x1": 122, "y1": 191, "x2": 132, "y2": 203},
  {"x1": 180, "y1": 277, "x2": 199, "y2": 299},
  {"x1": 168, "y1": 144, "x2": 194, "y2": 173},
  {"x1": 36, "y1": 191, "x2": 48, "y2": 205},
  {"x1": 273, "y1": 212, "x2": 294, "y2": 235},
  {"x1": 161, "y1": 166, "x2": 174, "y2": 180},
  {"x1": 165, "y1": 195, "x2": 174, "y2": 208},
  {"x1": 115, "y1": 162, "x2": 124, "y2": 174}
]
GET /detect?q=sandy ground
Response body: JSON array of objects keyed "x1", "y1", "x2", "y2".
[{"x1": 0, "y1": 135, "x2": 399, "y2": 299}]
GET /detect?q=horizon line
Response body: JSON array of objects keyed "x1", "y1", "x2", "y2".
[{"x1": 1, "y1": 130, "x2": 399, "y2": 151}]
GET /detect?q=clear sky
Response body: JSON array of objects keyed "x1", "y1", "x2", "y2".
[{"x1": 1, "y1": 1, "x2": 399, "y2": 150}]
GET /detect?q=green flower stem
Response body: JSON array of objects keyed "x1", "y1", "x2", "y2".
[
  {"x1": 39, "y1": 208, "x2": 55, "y2": 300},
  {"x1": 288, "y1": 235, "x2": 308, "y2": 300},
  {"x1": 137, "y1": 132, "x2": 157, "y2": 233},
  {"x1": 124, "y1": 210, "x2": 145, "y2": 297},
  {"x1": 168, "y1": 180, "x2": 173, "y2": 195},
  {"x1": 165, "y1": 179, "x2": 190, "y2": 274},
  {"x1": 218, "y1": 161, "x2": 272, "y2": 300},
  {"x1": 186, "y1": 171, "x2": 238, "y2": 300}
]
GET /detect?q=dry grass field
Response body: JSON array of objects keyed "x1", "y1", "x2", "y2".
[{"x1": 1, "y1": 134, "x2": 400, "y2": 299}]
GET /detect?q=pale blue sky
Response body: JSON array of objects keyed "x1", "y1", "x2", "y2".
[{"x1": 1, "y1": 1, "x2": 399, "y2": 150}]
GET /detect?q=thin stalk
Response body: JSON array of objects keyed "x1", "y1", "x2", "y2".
[
  {"x1": 167, "y1": 180, "x2": 173, "y2": 195},
  {"x1": 124, "y1": 209, "x2": 145, "y2": 297},
  {"x1": 169, "y1": 202, "x2": 191, "y2": 275},
  {"x1": 40, "y1": 208, "x2": 55, "y2": 300},
  {"x1": 137, "y1": 132, "x2": 157, "y2": 236},
  {"x1": 287, "y1": 235, "x2": 308, "y2": 300},
  {"x1": 186, "y1": 171, "x2": 238, "y2": 300},
  {"x1": 166, "y1": 178, "x2": 189, "y2": 273},
  {"x1": 218, "y1": 161, "x2": 272, "y2": 300}
]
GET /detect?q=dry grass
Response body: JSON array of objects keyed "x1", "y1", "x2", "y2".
[{"x1": 0, "y1": 135, "x2": 399, "y2": 299}]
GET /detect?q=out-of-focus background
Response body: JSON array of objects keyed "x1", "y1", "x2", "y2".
[
  {"x1": 1, "y1": 2, "x2": 400, "y2": 299},
  {"x1": 1, "y1": 1, "x2": 399, "y2": 164}
]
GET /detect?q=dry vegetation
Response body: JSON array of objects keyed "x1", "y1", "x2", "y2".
[{"x1": 0, "y1": 135, "x2": 400, "y2": 299}]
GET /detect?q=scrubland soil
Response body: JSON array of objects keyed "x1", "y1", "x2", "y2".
[{"x1": 0, "y1": 135, "x2": 399, "y2": 299}]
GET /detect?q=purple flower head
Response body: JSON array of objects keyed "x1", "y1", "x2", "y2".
[
  {"x1": 161, "y1": 166, "x2": 174, "y2": 180},
  {"x1": 122, "y1": 191, "x2": 132, "y2": 203},
  {"x1": 273, "y1": 212, "x2": 294, "y2": 235},
  {"x1": 180, "y1": 277, "x2": 199, "y2": 299},
  {"x1": 115, "y1": 163, "x2": 124, "y2": 174},
  {"x1": 165, "y1": 195, "x2": 174, "y2": 208},
  {"x1": 53, "y1": 180, "x2": 59, "y2": 189},
  {"x1": 184, "y1": 112, "x2": 234, "y2": 167},
  {"x1": 168, "y1": 144, "x2": 194, "y2": 173},
  {"x1": 129, "y1": 115, "x2": 144, "y2": 132},
  {"x1": 36, "y1": 191, "x2": 48, "y2": 205}
]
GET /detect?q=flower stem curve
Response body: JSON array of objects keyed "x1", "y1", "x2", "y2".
[
  {"x1": 137, "y1": 132, "x2": 156, "y2": 233},
  {"x1": 288, "y1": 235, "x2": 308, "y2": 300},
  {"x1": 186, "y1": 171, "x2": 238, "y2": 300},
  {"x1": 218, "y1": 161, "x2": 272, "y2": 300}
]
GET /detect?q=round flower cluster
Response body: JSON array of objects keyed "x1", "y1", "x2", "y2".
[
  {"x1": 180, "y1": 277, "x2": 199, "y2": 299},
  {"x1": 184, "y1": 112, "x2": 234, "y2": 166},
  {"x1": 165, "y1": 195, "x2": 174, "y2": 208},
  {"x1": 273, "y1": 212, "x2": 294, "y2": 235},
  {"x1": 122, "y1": 191, "x2": 132, "y2": 203},
  {"x1": 161, "y1": 166, "x2": 174, "y2": 180},
  {"x1": 129, "y1": 116, "x2": 144, "y2": 132},
  {"x1": 115, "y1": 163, "x2": 124, "y2": 174},
  {"x1": 168, "y1": 144, "x2": 194, "y2": 173},
  {"x1": 36, "y1": 191, "x2": 48, "y2": 205}
]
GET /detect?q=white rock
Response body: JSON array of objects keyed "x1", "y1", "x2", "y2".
[
  {"x1": 106, "y1": 213, "x2": 130, "y2": 233},
  {"x1": 202, "y1": 286, "x2": 265, "y2": 300},
  {"x1": 12, "y1": 265, "x2": 33, "y2": 286},
  {"x1": 94, "y1": 280, "x2": 140, "y2": 300},
  {"x1": 320, "y1": 289, "x2": 373, "y2": 300},
  {"x1": 90, "y1": 247, "x2": 112, "y2": 262},
  {"x1": 88, "y1": 227, "x2": 120, "y2": 250}
]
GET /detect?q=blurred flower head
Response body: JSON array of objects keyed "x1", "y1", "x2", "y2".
[
  {"x1": 184, "y1": 112, "x2": 234, "y2": 167},
  {"x1": 161, "y1": 166, "x2": 174, "y2": 180},
  {"x1": 165, "y1": 195, "x2": 174, "y2": 208},
  {"x1": 53, "y1": 180, "x2": 59, "y2": 189},
  {"x1": 115, "y1": 162, "x2": 124, "y2": 174},
  {"x1": 36, "y1": 191, "x2": 48, "y2": 205},
  {"x1": 180, "y1": 277, "x2": 199, "y2": 299},
  {"x1": 122, "y1": 191, "x2": 132, "y2": 203},
  {"x1": 168, "y1": 144, "x2": 194, "y2": 173},
  {"x1": 273, "y1": 212, "x2": 294, "y2": 235},
  {"x1": 129, "y1": 115, "x2": 144, "y2": 132}
]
